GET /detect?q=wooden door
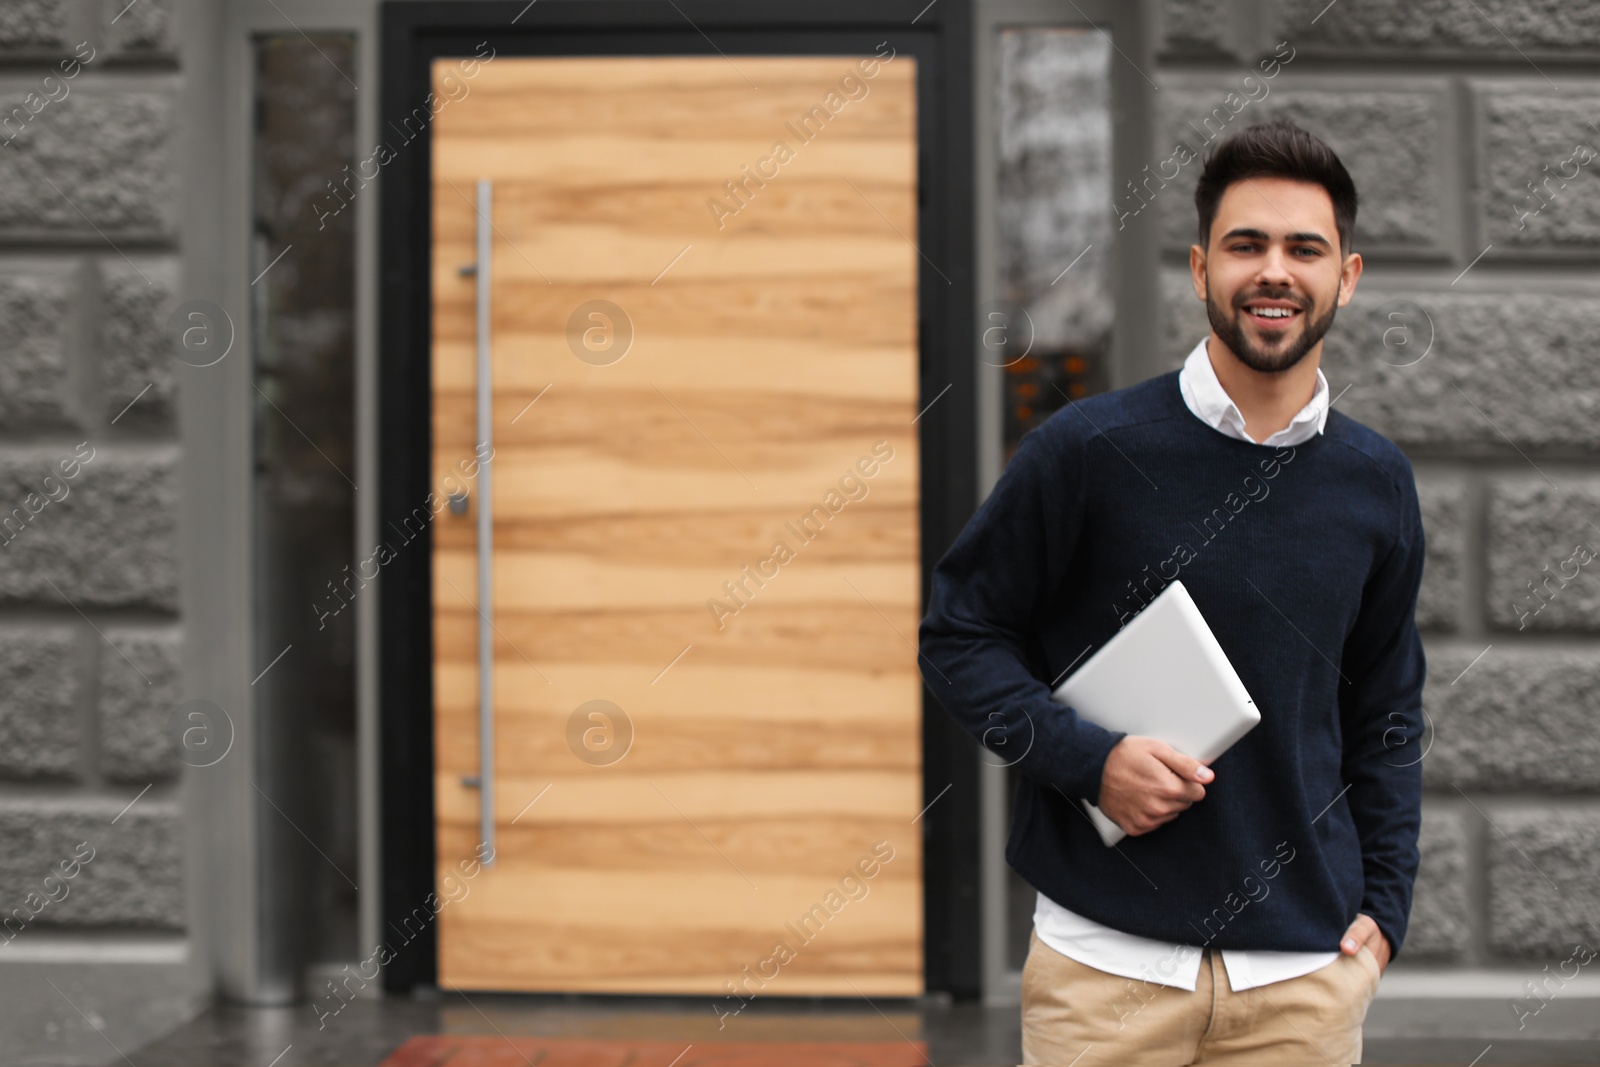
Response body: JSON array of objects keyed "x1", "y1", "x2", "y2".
[{"x1": 428, "y1": 53, "x2": 924, "y2": 995}]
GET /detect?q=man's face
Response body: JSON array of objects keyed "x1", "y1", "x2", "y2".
[{"x1": 1189, "y1": 176, "x2": 1362, "y2": 374}]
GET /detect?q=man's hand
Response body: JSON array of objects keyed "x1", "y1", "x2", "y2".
[
  {"x1": 1096, "y1": 736, "x2": 1214, "y2": 836},
  {"x1": 1341, "y1": 913, "x2": 1391, "y2": 975}
]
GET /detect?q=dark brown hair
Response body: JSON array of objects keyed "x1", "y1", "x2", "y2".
[{"x1": 1194, "y1": 118, "x2": 1358, "y2": 255}]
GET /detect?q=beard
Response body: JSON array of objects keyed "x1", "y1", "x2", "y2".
[{"x1": 1206, "y1": 282, "x2": 1339, "y2": 374}]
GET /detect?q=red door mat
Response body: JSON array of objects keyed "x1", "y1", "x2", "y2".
[{"x1": 381, "y1": 1035, "x2": 932, "y2": 1067}]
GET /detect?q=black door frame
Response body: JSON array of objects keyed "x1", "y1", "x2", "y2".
[{"x1": 378, "y1": 0, "x2": 979, "y2": 998}]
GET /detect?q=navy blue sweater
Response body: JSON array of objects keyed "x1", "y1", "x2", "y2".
[{"x1": 919, "y1": 369, "x2": 1427, "y2": 960}]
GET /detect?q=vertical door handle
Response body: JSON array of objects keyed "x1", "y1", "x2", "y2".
[{"x1": 472, "y1": 178, "x2": 496, "y2": 865}]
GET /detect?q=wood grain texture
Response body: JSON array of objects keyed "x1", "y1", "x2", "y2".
[{"x1": 429, "y1": 53, "x2": 922, "y2": 995}]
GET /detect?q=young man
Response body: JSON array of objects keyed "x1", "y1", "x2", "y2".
[{"x1": 919, "y1": 119, "x2": 1425, "y2": 1064}]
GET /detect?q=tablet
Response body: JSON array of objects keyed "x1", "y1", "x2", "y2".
[{"x1": 1049, "y1": 579, "x2": 1260, "y2": 846}]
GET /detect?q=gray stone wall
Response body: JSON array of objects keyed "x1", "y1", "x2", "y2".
[
  {"x1": 1158, "y1": 0, "x2": 1600, "y2": 974},
  {"x1": 0, "y1": 0, "x2": 186, "y2": 1006}
]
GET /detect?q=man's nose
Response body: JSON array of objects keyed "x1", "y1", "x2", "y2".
[{"x1": 1255, "y1": 246, "x2": 1294, "y2": 287}]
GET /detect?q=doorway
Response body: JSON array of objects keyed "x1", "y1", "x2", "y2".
[{"x1": 379, "y1": 1, "x2": 977, "y2": 998}]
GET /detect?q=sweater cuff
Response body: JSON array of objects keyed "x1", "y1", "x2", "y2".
[
  {"x1": 1360, "y1": 895, "x2": 1408, "y2": 962},
  {"x1": 1051, "y1": 713, "x2": 1128, "y2": 808}
]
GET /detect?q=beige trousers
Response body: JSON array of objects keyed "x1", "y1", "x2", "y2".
[{"x1": 1021, "y1": 929, "x2": 1382, "y2": 1065}]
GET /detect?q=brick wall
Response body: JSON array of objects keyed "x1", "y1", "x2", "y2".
[
  {"x1": 0, "y1": 0, "x2": 186, "y2": 956},
  {"x1": 1158, "y1": 0, "x2": 1600, "y2": 968}
]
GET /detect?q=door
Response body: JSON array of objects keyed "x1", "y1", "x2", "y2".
[{"x1": 428, "y1": 52, "x2": 924, "y2": 995}]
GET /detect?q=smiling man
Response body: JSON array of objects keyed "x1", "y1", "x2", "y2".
[{"x1": 919, "y1": 118, "x2": 1427, "y2": 1064}]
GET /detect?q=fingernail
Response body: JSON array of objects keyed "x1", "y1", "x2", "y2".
[
  {"x1": 1198, "y1": 768, "x2": 1213, "y2": 781},
  {"x1": 1343, "y1": 939, "x2": 1355, "y2": 950}
]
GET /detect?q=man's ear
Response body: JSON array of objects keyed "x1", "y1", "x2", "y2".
[
  {"x1": 1336, "y1": 251, "x2": 1363, "y2": 308},
  {"x1": 1189, "y1": 244, "x2": 1208, "y2": 302}
]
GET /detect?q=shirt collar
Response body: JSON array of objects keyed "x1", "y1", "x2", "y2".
[{"x1": 1178, "y1": 336, "x2": 1329, "y2": 446}]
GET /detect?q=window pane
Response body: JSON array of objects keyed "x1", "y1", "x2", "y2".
[
  {"x1": 997, "y1": 27, "x2": 1112, "y2": 464},
  {"x1": 251, "y1": 31, "x2": 359, "y2": 990}
]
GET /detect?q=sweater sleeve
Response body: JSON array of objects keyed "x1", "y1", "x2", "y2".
[
  {"x1": 1337, "y1": 462, "x2": 1428, "y2": 962},
  {"x1": 918, "y1": 422, "x2": 1127, "y2": 805}
]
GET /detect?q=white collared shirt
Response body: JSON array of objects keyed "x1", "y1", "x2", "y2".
[
  {"x1": 1177, "y1": 335, "x2": 1330, "y2": 446},
  {"x1": 1032, "y1": 335, "x2": 1340, "y2": 992}
]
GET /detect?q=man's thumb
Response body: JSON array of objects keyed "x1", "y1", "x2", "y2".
[{"x1": 1155, "y1": 743, "x2": 1213, "y2": 782}]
